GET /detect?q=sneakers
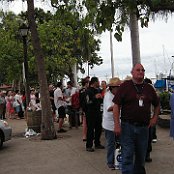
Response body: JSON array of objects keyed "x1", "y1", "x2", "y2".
[
  {"x1": 145, "y1": 153, "x2": 152, "y2": 162},
  {"x1": 107, "y1": 164, "x2": 115, "y2": 170},
  {"x1": 145, "y1": 156, "x2": 152, "y2": 162},
  {"x1": 86, "y1": 147, "x2": 94, "y2": 152},
  {"x1": 152, "y1": 139, "x2": 157, "y2": 143},
  {"x1": 95, "y1": 144, "x2": 105, "y2": 149},
  {"x1": 57, "y1": 129, "x2": 67, "y2": 133},
  {"x1": 86, "y1": 144, "x2": 104, "y2": 152}
]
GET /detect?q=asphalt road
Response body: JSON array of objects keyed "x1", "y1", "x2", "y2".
[{"x1": 0, "y1": 119, "x2": 174, "y2": 174}]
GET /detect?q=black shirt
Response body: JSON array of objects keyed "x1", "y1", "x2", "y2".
[{"x1": 85, "y1": 87, "x2": 102, "y2": 114}]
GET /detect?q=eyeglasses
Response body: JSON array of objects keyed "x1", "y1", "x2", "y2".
[
  {"x1": 111, "y1": 86, "x2": 120, "y2": 88},
  {"x1": 136, "y1": 69, "x2": 145, "y2": 72}
]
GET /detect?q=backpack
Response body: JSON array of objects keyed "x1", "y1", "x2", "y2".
[{"x1": 71, "y1": 92, "x2": 80, "y2": 109}]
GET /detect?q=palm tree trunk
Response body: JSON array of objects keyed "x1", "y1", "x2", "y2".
[
  {"x1": 27, "y1": 0, "x2": 56, "y2": 140},
  {"x1": 129, "y1": 11, "x2": 141, "y2": 67}
]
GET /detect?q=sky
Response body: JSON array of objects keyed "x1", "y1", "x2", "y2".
[
  {"x1": 1, "y1": 0, "x2": 174, "y2": 82},
  {"x1": 90, "y1": 18, "x2": 174, "y2": 81}
]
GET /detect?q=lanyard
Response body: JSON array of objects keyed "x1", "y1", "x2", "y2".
[
  {"x1": 132, "y1": 81, "x2": 145, "y2": 95},
  {"x1": 132, "y1": 81, "x2": 145, "y2": 107}
]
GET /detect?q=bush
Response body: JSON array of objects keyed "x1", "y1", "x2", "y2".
[{"x1": 159, "y1": 91, "x2": 171, "y2": 110}]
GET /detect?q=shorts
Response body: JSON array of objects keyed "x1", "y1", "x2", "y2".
[{"x1": 58, "y1": 106, "x2": 66, "y2": 118}]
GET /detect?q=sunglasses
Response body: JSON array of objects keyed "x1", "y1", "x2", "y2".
[{"x1": 136, "y1": 68, "x2": 145, "y2": 72}]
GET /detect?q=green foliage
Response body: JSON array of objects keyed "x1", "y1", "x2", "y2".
[
  {"x1": 83, "y1": 0, "x2": 151, "y2": 41},
  {"x1": 1, "y1": 0, "x2": 173, "y2": 86},
  {"x1": 0, "y1": 11, "x2": 23, "y2": 84},
  {"x1": 84, "y1": 1, "x2": 121, "y2": 36},
  {"x1": 159, "y1": 91, "x2": 171, "y2": 110},
  {"x1": 0, "y1": 5, "x2": 102, "y2": 85},
  {"x1": 82, "y1": 0, "x2": 174, "y2": 41},
  {"x1": 37, "y1": 6, "x2": 102, "y2": 80},
  {"x1": 148, "y1": 0, "x2": 174, "y2": 12},
  {"x1": 150, "y1": 0, "x2": 174, "y2": 7}
]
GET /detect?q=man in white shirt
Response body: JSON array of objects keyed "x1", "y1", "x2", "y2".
[
  {"x1": 13, "y1": 90, "x2": 23, "y2": 119},
  {"x1": 64, "y1": 81, "x2": 76, "y2": 128},
  {"x1": 54, "y1": 82, "x2": 67, "y2": 133}
]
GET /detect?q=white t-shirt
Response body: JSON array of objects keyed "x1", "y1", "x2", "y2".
[
  {"x1": 30, "y1": 94, "x2": 36, "y2": 106},
  {"x1": 102, "y1": 90, "x2": 115, "y2": 131},
  {"x1": 54, "y1": 87, "x2": 66, "y2": 109},
  {"x1": 13, "y1": 94, "x2": 22, "y2": 107}
]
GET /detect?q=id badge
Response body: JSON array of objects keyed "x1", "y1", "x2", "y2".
[{"x1": 139, "y1": 99, "x2": 143, "y2": 107}]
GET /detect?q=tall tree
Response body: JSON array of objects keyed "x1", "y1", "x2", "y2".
[
  {"x1": 129, "y1": 10, "x2": 141, "y2": 66},
  {"x1": 27, "y1": 0, "x2": 56, "y2": 140},
  {"x1": 84, "y1": 0, "x2": 142, "y2": 67},
  {"x1": 50, "y1": 1, "x2": 102, "y2": 81},
  {"x1": 0, "y1": 6, "x2": 102, "y2": 86},
  {"x1": 83, "y1": 0, "x2": 174, "y2": 68},
  {"x1": 0, "y1": 11, "x2": 24, "y2": 87}
]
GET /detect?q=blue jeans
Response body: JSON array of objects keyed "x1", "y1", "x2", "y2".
[
  {"x1": 105, "y1": 129, "x2": 115, "y2": 165},
  {"x1": 15, "y1": 105, "x2": 21, "y2": 113},
  {"x1": 121, "y1": 122, "x2": 149, "y2": 174}
]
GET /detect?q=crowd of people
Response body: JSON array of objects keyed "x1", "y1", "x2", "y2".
[
  {"x1": 49, "y1": 77, "x2": 106, "y2": 151},
  {"x1": 47, "y1": 63, "x2": 161, "y2": 174},
  {"x1": 0, "y1": 90, "x2": 26, "y2": 120},
  {"x1": 0, "y1": 88, "x2": 42, "y2": 120},
  {"x1": 0, "y1": 63, "x2": 168, "y2": 174}
]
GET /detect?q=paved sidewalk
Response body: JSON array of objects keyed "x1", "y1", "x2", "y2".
[{"x1": 1, "y1": 119, "x2": 174, "y2": 174}]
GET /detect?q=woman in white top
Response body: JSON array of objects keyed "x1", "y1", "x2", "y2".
[{"x1": 102, "y1": 77, "x2": 122, "y2": 169}]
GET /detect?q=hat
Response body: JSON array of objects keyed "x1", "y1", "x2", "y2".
[
  {"x1": 108, "y1": 77, "x2": 122, "y2": 87},
  {"x1": 124, "y1": 75, "x2": 132, "y2": 81}
]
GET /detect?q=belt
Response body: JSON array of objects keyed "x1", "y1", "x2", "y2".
[{"x1": 122, "y1": 120, "x2": 148, "y2": 127}]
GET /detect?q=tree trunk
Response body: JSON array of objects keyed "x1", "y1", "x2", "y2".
[
  {"x1": 72, "y1": 63, "x2": 77, "y2": 87},
  {"x1": 27, "y1": 0, "x2": 56, "y2": 140},
  {"x1": 129, "y1": 11, "x2": 141, "y2": 67},
  {"x1": 67, "y1": 66, "x2": 76, "y2": 86}
]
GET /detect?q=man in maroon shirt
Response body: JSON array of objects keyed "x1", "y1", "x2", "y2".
[{"x1": 113, "y1": 63, "x2": 160, "y2": 174}]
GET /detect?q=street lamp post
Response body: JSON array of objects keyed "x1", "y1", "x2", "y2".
[{"x1": 19, "y1": 23, "x2": 30, "y2": 107}]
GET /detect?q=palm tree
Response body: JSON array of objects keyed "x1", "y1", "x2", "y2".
[
  {"x1": 84, "y1": 0, "x2": 142, "y2": 68},
  {"x1": 129, "y1": 11, "x2": 141, "y2": 66},
  {"x1": 83, "y1": 0, "x2": 174, "y2": 69}
]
